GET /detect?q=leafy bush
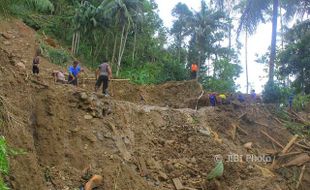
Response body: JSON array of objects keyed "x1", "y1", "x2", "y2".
[
  {"x1": 120, "y1": 60, "x2": 188, "y2": 85},
  {"x1": 40, "y1": 43, "x2": 72, "y2": 66},
  {"x1": 120, "y1": 63, "x2": 164, "y2": 84},
  {"x1": 0, "y1": 136, "x2": 9, "y2": 190},
  {"x1": 262, "y1": 81, "x2": 290, "y2": 103},
  {"x1": 293, "y1": 94, "x2": 310, "y2": 111}
]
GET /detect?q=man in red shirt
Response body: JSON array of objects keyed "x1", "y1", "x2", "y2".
[{"x1": 191, "y1": 63, "x2": 198, "y2": 79}]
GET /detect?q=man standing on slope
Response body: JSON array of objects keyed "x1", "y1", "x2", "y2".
[
  {"x1": 95, "y1": 60, "x2": 112, "y2": 96},
  {"x1": 68, "y1": 60, "x2": 82, "y2": 86},
  {"x1": 32, "y1": 48, "x2": 41, "y2": 75},
  {"x1": 191, "y1": 63, "x2": 198, "y2": 79}
]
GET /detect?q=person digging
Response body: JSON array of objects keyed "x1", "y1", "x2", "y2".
[
  {"x1": 68, "y1": 60, "x2": 83, "y2": 86},
  {"x1": 95, "y1": 59, "x2": 112, "y2": 97}
]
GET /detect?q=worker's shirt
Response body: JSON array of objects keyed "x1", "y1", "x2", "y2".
[
  {"x1": 57, "y1": 72, "x2": 65, "y2": 81},
  {"x1": 251, "y1": 92, "x2": 256, "y2": 99},
  {"x1": 219, "y1": 94, "x2": 226, "y2": 99},
  {"x1": 33, "y1": 56, "x2": 40, "y2": 66},
  {"x1": 99, "y1": 63, "x2": 109, "y2": 76},
  {"x1": 68, "y1": 65, "x2": 81, "y2": 77}
]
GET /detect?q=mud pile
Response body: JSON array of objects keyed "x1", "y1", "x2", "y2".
[{"x1": 1, "y1": 19, "x2": 310, "y2": 190}]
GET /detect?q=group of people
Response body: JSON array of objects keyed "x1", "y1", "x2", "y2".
[
  {"x1": 208, "y1": 89, "x2": 258, "y2": 107},
  {"x1": 32, "y1": 49, "x2": 112, "y2": 96}
]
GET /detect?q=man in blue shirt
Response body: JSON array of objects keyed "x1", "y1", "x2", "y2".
[
  {"x1": 68, "y1": 61, "x2": 81, "y2": 86},
  {"x1": 250, "y1": 89, "x2": 256, "y2": 103}
]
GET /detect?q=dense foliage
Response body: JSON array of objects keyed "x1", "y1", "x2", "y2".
[
  {"x1": 0, "y1": 0, "x2": 308, "y2": 95},
  {"x1": 0, "y1": 0, "x2": 243, "y2": 91},
  {"x1": 278, "y1": 20, "x2": 310, "y2": 94}
]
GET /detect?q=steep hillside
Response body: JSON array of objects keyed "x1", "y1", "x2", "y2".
[{"x1": 0, "y1": 19, "x2": 310, "y2": 190}]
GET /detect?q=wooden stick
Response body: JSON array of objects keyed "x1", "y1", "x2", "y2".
[
  {"x1": 294, "y1": 142, "x2": 310, "y2": 151},
  {"x1": 238, "y1": 112, "x2": 247, "y2": 119},
  {"x1": 282, "y1": 135, "x2": 298, "y2": 154},
  {"x1": 255, "y1": 121, "x2": 269, "y2": 128},
  {"x1": 260, "y1": 130, "x2": 284, "y2": 149},
  {"x1": 236, "y1": 125, "x2": 248, "y2": 135},
  {"x1": 278, "y1": 151, "x2": 304, "y2": 157},
  {"x1": 291, "y1": 111, "x2": 307, "y2": 123},
  {"x1": 82, "y1": 77, "x2": 130, "y2": 81},
  {"x1": 273, "y1": 117, "x2": 283, "y2": 125},
  {"x1": 296, "y1": 165, "x2": 306, "y2": 189}
]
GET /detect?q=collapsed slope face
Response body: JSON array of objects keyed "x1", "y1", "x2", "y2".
[
  {"x1": 1, "y1": 19, "x2": 310, "y2": 190},
  {"x1": 82, "y1": 79, "x2": 204, "y2": 109}
]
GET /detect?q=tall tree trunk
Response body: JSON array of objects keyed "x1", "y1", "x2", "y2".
[
  {"x1": 132, "y1": 30, "x2": 137, "y2": 66},
  {"x1": 116, "y1": 22, "x2": 130, "y2": 77},
  {"x1": 116, "y1": 25, "x2": 126, "y2": 77},
  {"x1": 245, "y1": 29, "x2": 249, "y2": 94},
  {"x1": 71, "y1": 33, "x2": 75, "y2": 54},
  {"x1": 76, "y1": 32, "x2": 80, "y2": 54},
  {"x1": 111, "y1": 34, "x2": 118, "y2": 69},
  {"x1": 269, "y1": 0, "x2": 279, "y2": 83},
  {"x1": 279, "y1": 1, "x2": 284, "y2": 49}
]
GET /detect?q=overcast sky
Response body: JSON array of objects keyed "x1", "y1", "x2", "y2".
[{"x1": 155, "y1": 0, "x2": 271, "y2": 93}]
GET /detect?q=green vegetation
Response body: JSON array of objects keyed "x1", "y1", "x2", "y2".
[
  {"x1": 0, "y1": 136, "x2": 9, "y2": 190},
  {"x1": 40, "y1": 42, "x2": 72, "y2": 66},
  {"x1": 0, "y1": 0, "x2": 309, "y2": 95}
]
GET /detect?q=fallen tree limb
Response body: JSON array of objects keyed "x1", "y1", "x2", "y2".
[
  {"x1": 296, "y1": 165, "x2": 306, "y2": 189},
  {"x1": 294, "y1": 142, "x2": 310, "y2": 151},
  {"x1": 291, "y1": 111, "x2": 307, "y2": 123},
  {"x1": 236, "y1": 125, "x2": 248, "y2": 135},
  {"x1": 81, "y1": 77, "x2": 130, "y2": 81},
  {"x1": 282, "y1": 135, "x2": 298, "y2": 154},
  {"x1": 282, "y1": 153, "x2": 310, "y2": 167},
  {"x1": 273, "y1": 117, "x2": 283, "y2": 125},
  {"x1": 278, "y1": 151, "x2": 304, "y2": 157},
  {"x1": 238, "y1": 112, "x2": 247, "y2": 119},
  {"x1": 260, "y1": 130, "x2": 284, "y2": 149},
  {"x1": 255, "y1": 121, "x2": 269, "y2": 128}
]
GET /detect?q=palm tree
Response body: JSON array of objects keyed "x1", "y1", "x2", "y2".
[
  {"x1": 189, "y1": 1, "x2": 227, "y2": 78},
  {"x1": 237, "y1": 0, "x2": 309, "y2": 83},
  {"x1": 170, "y1": 3, "x2": 193, "y2": 63},
  {"x1": 98, "y1": 0, "x2": 145, "y2": 76},
  {"x1": 72, "y1": 1, "x2": 97, "y2": 55},
  {"x1": 237, "y1": 0, "x2": 279, "y2": 83}
]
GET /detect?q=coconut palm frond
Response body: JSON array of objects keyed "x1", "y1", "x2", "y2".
[{"x1": 237, "y1": 0, "x2": 271, "y2": 36}]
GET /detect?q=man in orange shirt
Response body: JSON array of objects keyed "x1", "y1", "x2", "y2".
[{"x1": 191, "y1": 63, "x2": 198, "y2": 79}]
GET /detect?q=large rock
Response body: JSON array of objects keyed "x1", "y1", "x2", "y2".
[
  {"x1": 1, "y1": 32, "x2": 14, "y2": 39},
  {"x1": 80, "y1": 92, "x2": 88, "y2": 100},
  {"x1": 15, "y1": 62, "x2": 26, "y2": 69},
  {"x1": 3, "y1": 41, "x2": 11, "y2": 45},
  {"x1": 84, "y1": 114, "x2": 93, "y2": 120}
]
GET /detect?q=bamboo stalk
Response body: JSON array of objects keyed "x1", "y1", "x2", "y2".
[
  {"x1": 260, "y1": 130, "x2": 284, "y2": 149},
  {"x1": 296, "y1": 165, "x2": 306, "y2": 189},
  {"x1": 282, "y1": 135, "x2": 298, "y2": 153}
]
